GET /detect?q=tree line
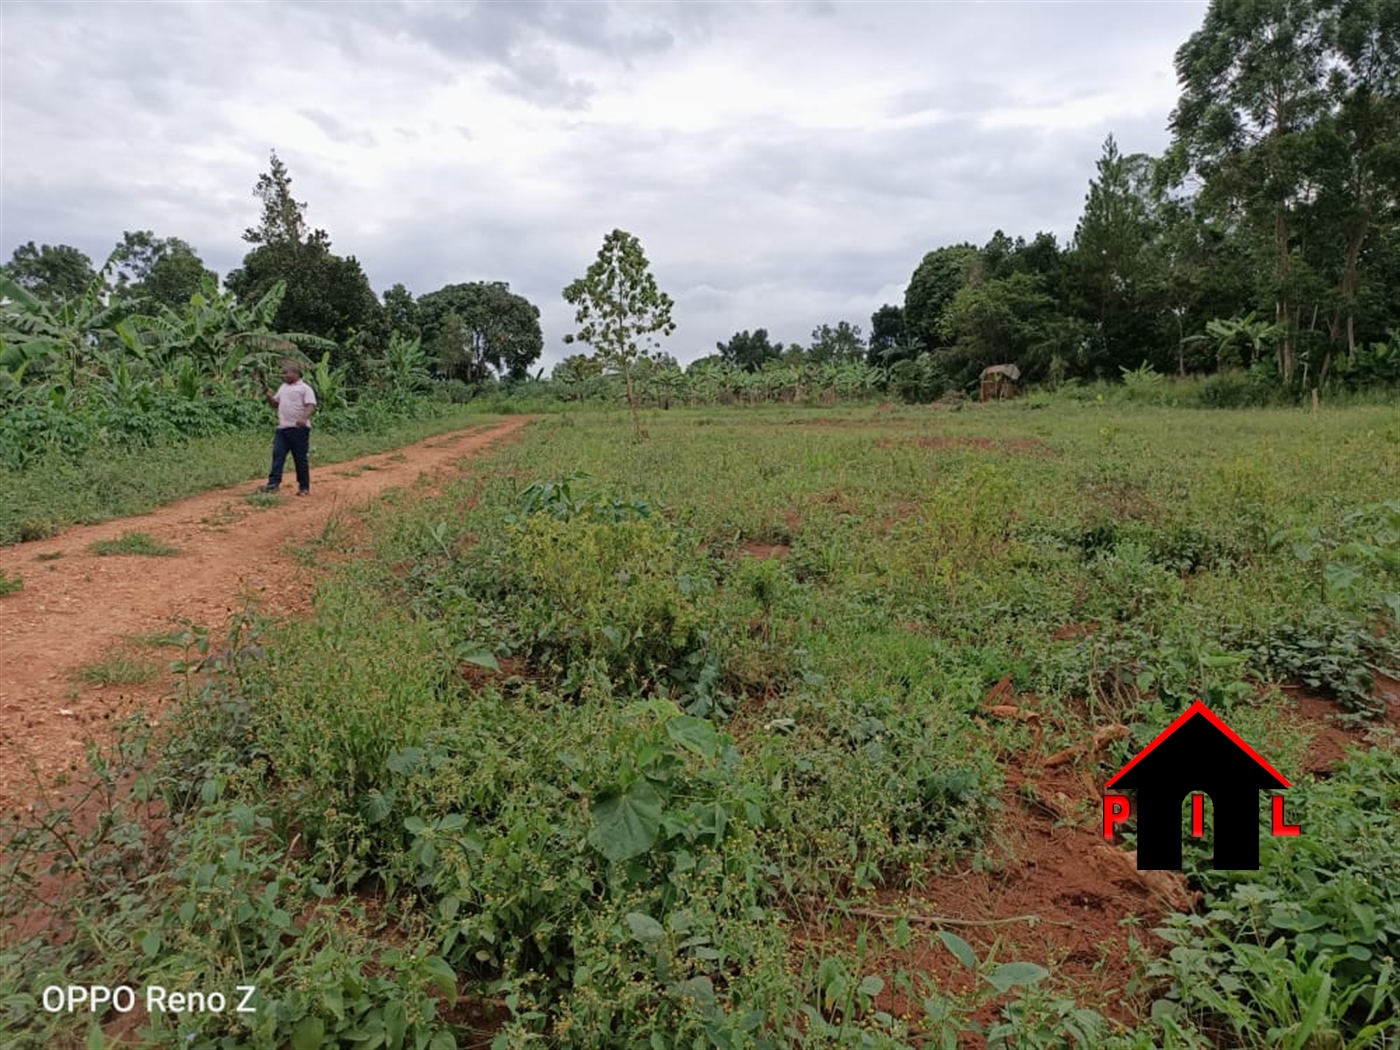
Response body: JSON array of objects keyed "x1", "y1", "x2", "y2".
[
  {"x1": 3, "y1": 153, "x2": 547, "y2": 396},
  {"x1": 595, "y1": 0, "x2": 1399, "y2": 400},
  {"x1": 5, "y1": 0, "x2": 1398, "y2": 419}
]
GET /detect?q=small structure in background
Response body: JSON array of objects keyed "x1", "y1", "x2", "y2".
[{"x1": 979, "y1": 363, "x2": 1021, "y2": 401}]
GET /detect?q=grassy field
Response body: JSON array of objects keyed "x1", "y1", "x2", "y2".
[
  {"x1": 0, "y1": 404, "x2": 518, "y2": 546},
  {"x1": 3, "y1": 400, "x2": 1399, "y2": 1049}
]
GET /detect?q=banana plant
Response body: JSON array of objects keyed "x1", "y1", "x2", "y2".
[
  {"x1": 375, "y1": 331, "x2": 432, "y2": 397},
  {"x1": 1206, "y1": 312, "x2": 1283, "y2": 371},
  {"x1": 144, "y1": 276, "x2": 334, "y2": 395},
  {"x1": 309, "y1": 351, "x2": 349, "y2": 411},
  {"x1": 0, "y1": 257, "x2": 145, "y2": 393}
]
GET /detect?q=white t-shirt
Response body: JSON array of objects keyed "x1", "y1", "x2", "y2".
[{"x1": 274, "y1": 380, "x2": 317, "y2": 429}]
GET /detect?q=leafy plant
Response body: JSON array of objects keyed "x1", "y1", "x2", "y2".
[
  {"x1": 507, "y1": 472, "x2": 653, "y2": 525},
  {"x1": 1151, "y1": 747, "x2": 1400, "y2": 1047},
  {"x1": 1230, "y1": 614, "x2": 1398, "y2": 718},
  {"x1": 1120, "y1": 362, "x2": 1167, "y2": 403},
  {"x1": 1273, "y1": 500, "x2": 1400, "y2": 622}
]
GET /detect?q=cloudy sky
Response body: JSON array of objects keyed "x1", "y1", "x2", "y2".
[{"x1": 1, "y1": 0, "x2": 1206, "y2": 368}]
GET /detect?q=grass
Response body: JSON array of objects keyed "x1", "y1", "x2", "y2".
[
  {"x1": 130, "y1": 629, "x2": 193, "y2": 649},
  {"x1": 242, "y1": 492, "x2": 282, "y2": 509},
  {"x1": 0, "y1": 404, "x2": 513, "y2": 546},
  {"x1": 199, "y1": 504, "x2": 240, "y2": 527},
  {"x1": 88, "y1": 531, "x2": 179, "y2": 557},
  {"x1": 0, "y1": 569, "x2": 22, "y2": 596},
  {"x1": 35, "y1": 550, "x2": 62, "y2": 561},
  {"x1": 76, "y1": 652, "x2": 163, "y2": 686},
  {"x1": 3, "y1": 399, "x2": 1399, "y2": 1049}
]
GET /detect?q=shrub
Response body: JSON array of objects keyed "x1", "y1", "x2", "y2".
[
  {"x1": 1151, "y1": 748, "x2": 1400, "y2": 1046},
  {"x1": 506, "y1": 513, "x2": 714, "y2": 698},
  {"x1": 1195, "y1": 364, "x2": 1291, "y2": 408}
]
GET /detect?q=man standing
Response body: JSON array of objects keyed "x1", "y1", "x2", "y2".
[{"x1": 258, "y1": 360, "x2": 317, "y2": 495}]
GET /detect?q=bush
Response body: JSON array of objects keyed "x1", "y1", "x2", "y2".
[
  {"x1": 1196, "y1": 365, "x2": 1290, "y2": 408},
  {"x1": 430, "y1": 378, "x2": 477, "y2": 404},
  {"x1": 1151, "y1": 748, "x2": 1400, "y2": 1046},
  {"x1": 400, "y1": 476, "x2": 726, "y2": 709},
  {"x1": 0, "y1": 400, "x2": 93, "y2": 468}
]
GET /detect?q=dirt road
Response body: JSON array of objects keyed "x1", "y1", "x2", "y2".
[{"x1": 0, "y1": 418, "x2": 535, "y2": 813}]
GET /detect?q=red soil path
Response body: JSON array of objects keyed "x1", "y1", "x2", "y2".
[{"x1": 0, "y1": 418, "x2": 535, "y2": 815}]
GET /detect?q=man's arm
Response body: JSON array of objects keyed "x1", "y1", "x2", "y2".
[{"x1": 299, "y1": 403, "x2": 315, "y2": 427}]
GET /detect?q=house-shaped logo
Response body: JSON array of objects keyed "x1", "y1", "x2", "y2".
[{"x1": 1102, "y1": 700, "x2": 1300, "y2": 870}]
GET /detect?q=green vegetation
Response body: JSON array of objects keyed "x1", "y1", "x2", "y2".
[
  {"x1": 0, "y1": 406, "x2": 508, "y2": 546},
  {"x1": 88, "y1": 532, "x2": 179, "y2": 557},
  {"x1": 1, "y1": 152, "x2": 543, "y2": 534},
  {"x1": 4, "y1": 401, "x2": 1398, "y2": 1049},
  {"x1": 0, "y1": 570, "x2": 22, "y2": 596},
  {"x1": 0, "y1": 3, "x2": 1396, "y2": 1046},
  {"x1": 77, "y1": 653, "x2": 163, "y2": 686},
  {"x1": 563, "y1": 228, "x2": 676, "y2": 433}
]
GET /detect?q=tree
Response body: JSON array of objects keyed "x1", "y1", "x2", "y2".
[
  {"x1": 0, "y1": 255, "x2": 137, "y2": 396},
  {"x1": 1012, "y1": 231, "x2": 1065, "y2": 281},
  {"x1": 225, "y1": 152, "x2": 384, "y2": 377},
  {"x1": 552, "y1": 353, "x2": 607, "y2": 400},
  {"x1": 243, "y1": 151, "x2": 310, "y2": 248},
  {"x1": 1167, "y1": 0, "x2": 1337, "y2": 383},
  {"x1": 717, "y1": 328, "x2": 781, "y2": 372},
  {"x1": 226, "y1": 243, "x2": 381, "y2": 362},
  {"x1": 1206, "y1": 312, "x2": 1283, "y2": 370},
  {"x1": 382, "y1": 283, "x2": 420, "y2": 341},
  {"x1": 429, "y1": 311, "x2": 476, "y2": 382},
  {"x1": 416, "y1": 281, "x2": 543, "y2": 382},
  {"x1": 562, "y1": 229, "x2": 675, "y2": 435},
  {"x1": 110, "y1": 230, "x2": 216, "y2": 309},
  {"x1": 1150, "y1": 198, "x2": 1256, "y2": 375},
  {"x1": 1067, "y1": 136, "x2": 1160, "y2": 376},
  {"x1": 867, "y1": 304, "x2": 906, "y2": 366},
  {"x1": 1310, "y1": 0, "x2": 1400, "y2": 371},
  {"x1": 145, "y1": 274, "x2": 335, "y2": 388},
  {"x1": 940, "y1": 272, "x2": 1057, "y2": 387},
  {"x1": 3, "y1": 243, "x2": 97, "y2": 303},
  {"x1": 903, "y1": 244, "x2": 977, "y2": 354},
  {"x1": 807, "y1": 321, "x2": 865, "y2": 364},
  {"x1": 553, "y1": 353, "x2": 604, "y2": 383}
]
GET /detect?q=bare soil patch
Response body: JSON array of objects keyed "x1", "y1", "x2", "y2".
[
  {"x1": 781, "y1": 677, "x2": 1192, "y2": 1045},
  {"x1": 0, "y1": 418, "x2": 536, "y2": 814},
  {"x1": 787, "y1": 761, "x2": 1177, "y2": 1046},
  {"x1": 1283, "y1": 677, "x2": 1400, "y2": 775}
]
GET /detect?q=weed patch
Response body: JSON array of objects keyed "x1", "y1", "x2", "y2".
[
  {"x1": 89, "y1": 531, "x2": 179, "y2": 557},
  {"x1": 77, "y1": 653, "x2": 163, "y2": 686}
]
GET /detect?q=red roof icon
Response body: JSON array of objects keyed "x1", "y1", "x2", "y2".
[{"x1": 1106, "y1": 700, "x2": 1290, "y2": 790}]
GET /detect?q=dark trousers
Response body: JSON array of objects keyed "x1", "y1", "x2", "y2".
[{"x1": 268, "y1": 427, "x2": 311, "y2": 492}]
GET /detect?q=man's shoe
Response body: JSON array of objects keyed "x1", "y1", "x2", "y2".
[
  {"x1": 297, "y1": 490, "x2": 310, "y2": 497},
  {"x1": 257, "y1": 485, "x2": 280, "y2": 493}
]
